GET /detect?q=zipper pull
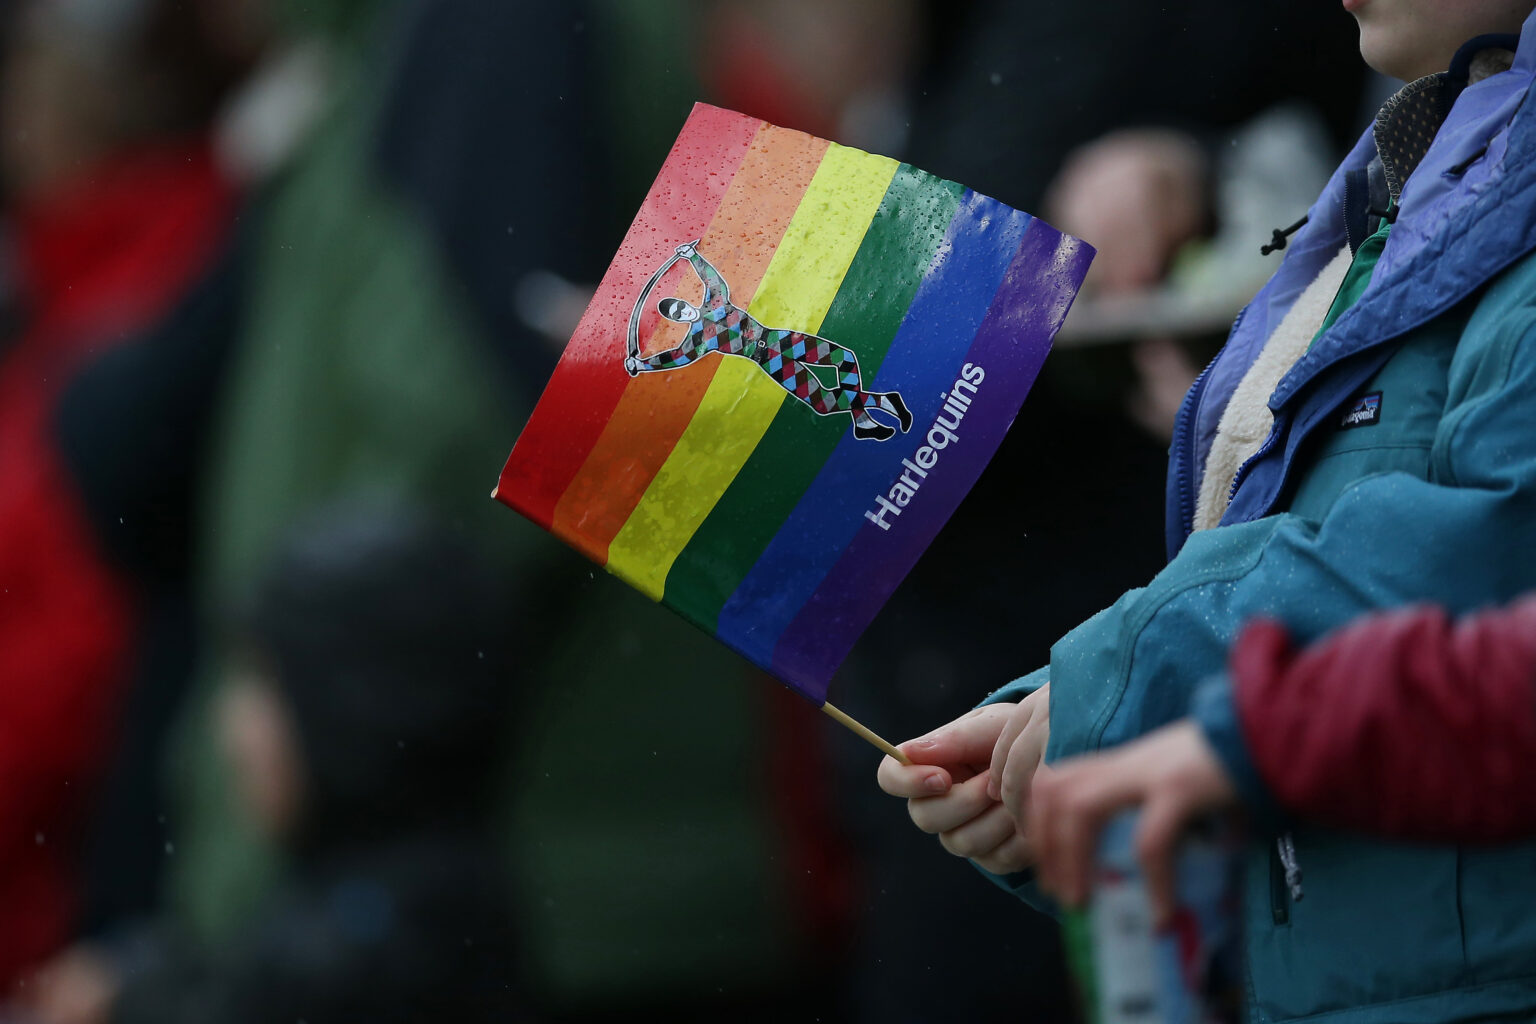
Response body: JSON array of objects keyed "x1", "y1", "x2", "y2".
[{"x1": 1277, "y1": 833, "x2": 1305, "y2": 902}]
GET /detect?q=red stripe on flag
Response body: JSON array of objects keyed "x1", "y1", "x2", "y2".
[
  {"x1": 548, "y1": 124, "x2": 828, "y2": 566},
  {"x1": 495, "y1": 103, "x2": 761, "y2": 529}
]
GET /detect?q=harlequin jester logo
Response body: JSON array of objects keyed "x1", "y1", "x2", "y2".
[{"x1": 624, "y1": 241, "x2": 912, "y2": 441}]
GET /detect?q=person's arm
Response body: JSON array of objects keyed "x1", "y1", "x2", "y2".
[
  {"x1": 1042, "y1": 255, "x2": 1536, "y2": 772},
  {"x1": 1219, "y1": 596, "x2": 1536, "y2": 842},
  {"x1": 987, "y1": 247, "x2": 1536, "y2": 916},
  {"x1": 898, "y1": 255, "x2": 1536, "y2": 909},
  {"x1": 680, "y1": 243, "x2": 730, "y2": 310},
  {"x1": 1017, "y1": 593, "x2": 1536, "y2": 923},
  {"x1": 626, "y1": 335, "x2": 702, "y2": 375}
]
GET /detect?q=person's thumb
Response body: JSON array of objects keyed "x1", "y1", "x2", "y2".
[{"x1": 902, "y1": 709, "x2": 1006, "y2": 769}]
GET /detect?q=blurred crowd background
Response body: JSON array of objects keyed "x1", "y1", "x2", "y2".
[{"x1": 0, "y1": 0, "x2": 1380, "y2": 1021}]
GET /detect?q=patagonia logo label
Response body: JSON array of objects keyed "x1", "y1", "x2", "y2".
[{"x1": 1339, "y1": 391, "x2": 1382, "y2": 429}]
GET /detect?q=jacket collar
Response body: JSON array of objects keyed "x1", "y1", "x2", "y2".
[
  {"x1": 1179, "y1": 16, "x2": 1536, "y2": 544},
  {"x1": 1263, "y1": 14, "x2": 1536, "y2": 409}
]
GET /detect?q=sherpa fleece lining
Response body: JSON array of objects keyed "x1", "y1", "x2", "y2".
[{"x1": 1194, "y1": 244, "x2": 1354, "y2": 531}]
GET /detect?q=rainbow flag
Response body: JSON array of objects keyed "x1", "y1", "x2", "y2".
[{"x1": 495, "y1": 104, "x2": 1091, "y2": 704}]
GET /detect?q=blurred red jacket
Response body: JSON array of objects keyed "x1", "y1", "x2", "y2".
[
  {"x1": 0, "y1": 141, "x2": 233, "y2": 990},
  {"x1": 1232, "y1": 594, "x2": 1536, "y2": 842}
]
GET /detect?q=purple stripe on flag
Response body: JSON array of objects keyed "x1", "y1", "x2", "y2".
[
  {"x1": 714, "y1": 193, "x2": 1032, "y2": 699},
  {"x1": 770, "y1": 221, "x2": 1094, "y2": 696}
]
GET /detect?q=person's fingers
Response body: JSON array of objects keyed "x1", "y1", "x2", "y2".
[
  {"x1": 989, "y1": 684, "x2": 1048, "y2": 801},
  {"x1": 903, "y1": 705, "x2": 1011, "y2": 772},
  {"x1": 938, "y1": 800, "x2": 1017, "y2": 861},
  {"x1": 987, "y1": 702, "x2": 1029, "y2": 801},
  {"x1": 998, "y1": 716, "x2": 1048, "y2": 819},
  {"x1": 882, "y1": 707, "x2": 1024, "y2": 803},
  {"x1": 1030, "y1": 723, "x2": 1240, "y2": 914},
  {"x1": 1137, "y1": 791, "x2": 1190, "y2": 930},
  {"x1": 1050, "y1": 779, "x2": 1099, "y2": 908},
  {"x1": 1053, "y1": 783, "x2": 1107, "y2": 908},
  {"x1": 877, "y1": 754, "x2": 953, "y2": 799},
  {"x1": 1027, "y1": 767, "x2": 1061, "y2": 894},
  {"x1": 1041, "y1": 757, "x2": 1146, "y2": 906},
  {"x1": 973, "y1": 829, "x2": 1035, "y2": 876},
  {"x1": 907, "y1": 770, "x2": 996, "y2": 835}
]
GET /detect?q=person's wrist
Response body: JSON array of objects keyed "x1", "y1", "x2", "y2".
[{"x1": 1190, "y1": 675, "x2": 1288, "y2": 833}]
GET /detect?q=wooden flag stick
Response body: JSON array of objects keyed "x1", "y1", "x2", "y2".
[{"x1": 822, "y1": 702, "x2": 911, "y2": 765}]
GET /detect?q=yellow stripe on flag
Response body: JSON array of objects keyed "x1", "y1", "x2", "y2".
[{"x1": 607, "y1": 144, "x2": 900, "y2": 600}]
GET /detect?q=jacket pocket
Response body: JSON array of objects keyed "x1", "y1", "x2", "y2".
[
  {"x1": 1285, "y1": 323, "x2": 1455, "y2": 522},
  {"x1": 1458, "y1": 843, "x2": 1536, "y2": 987},
  {"x1": 1245, "y1": 829, "x2": 1466, "y2": 1022}
]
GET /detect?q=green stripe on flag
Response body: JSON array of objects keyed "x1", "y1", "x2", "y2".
[
  {"x1": 606, "y1": 143, "x2": 896, "y2": 600},
  {"x1": 662, "y1": 166, "x2": 965, "y2": 627}
]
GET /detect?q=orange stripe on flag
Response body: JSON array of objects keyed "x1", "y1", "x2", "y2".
[
  {"x1": 495, "y1": 104, "x2": 759, "y2": 530},
  {"x1": 549, "y1": 124, "x2": 830, "y2": 564}
]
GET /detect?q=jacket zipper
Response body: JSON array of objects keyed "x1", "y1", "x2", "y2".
[
  {"x1": 1342, "y1": 171, "x2": 1362, "y2": 256},
  {"x1": 1175, "y1": 364, "x2": 1212, "y2": 539},
  {"x1": 1226, "y1": 182, "x2": 1368, "y2": 510},
  {"x1": 1270, "y1": 833, "x2": 1305, "y2": 925},
  {"x1": 1174, "y1": 308, "x2": 1244, "y2": 541},
  {"x1": 1227, "y1": 418, "x2": 1282, "y2": 504},
  {"x1": 1268, "y1": 844, "x2": 1289, "y2": 924}
]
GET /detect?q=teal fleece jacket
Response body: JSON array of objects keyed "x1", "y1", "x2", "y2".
[{"x1": 981, "y1": 27, "x2": 1536, "y2": 1024}]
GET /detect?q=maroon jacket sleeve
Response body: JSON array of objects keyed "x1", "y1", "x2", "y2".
[{"x1": 1231, "y1": 594, "x2": 1536, "y2": 842}]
